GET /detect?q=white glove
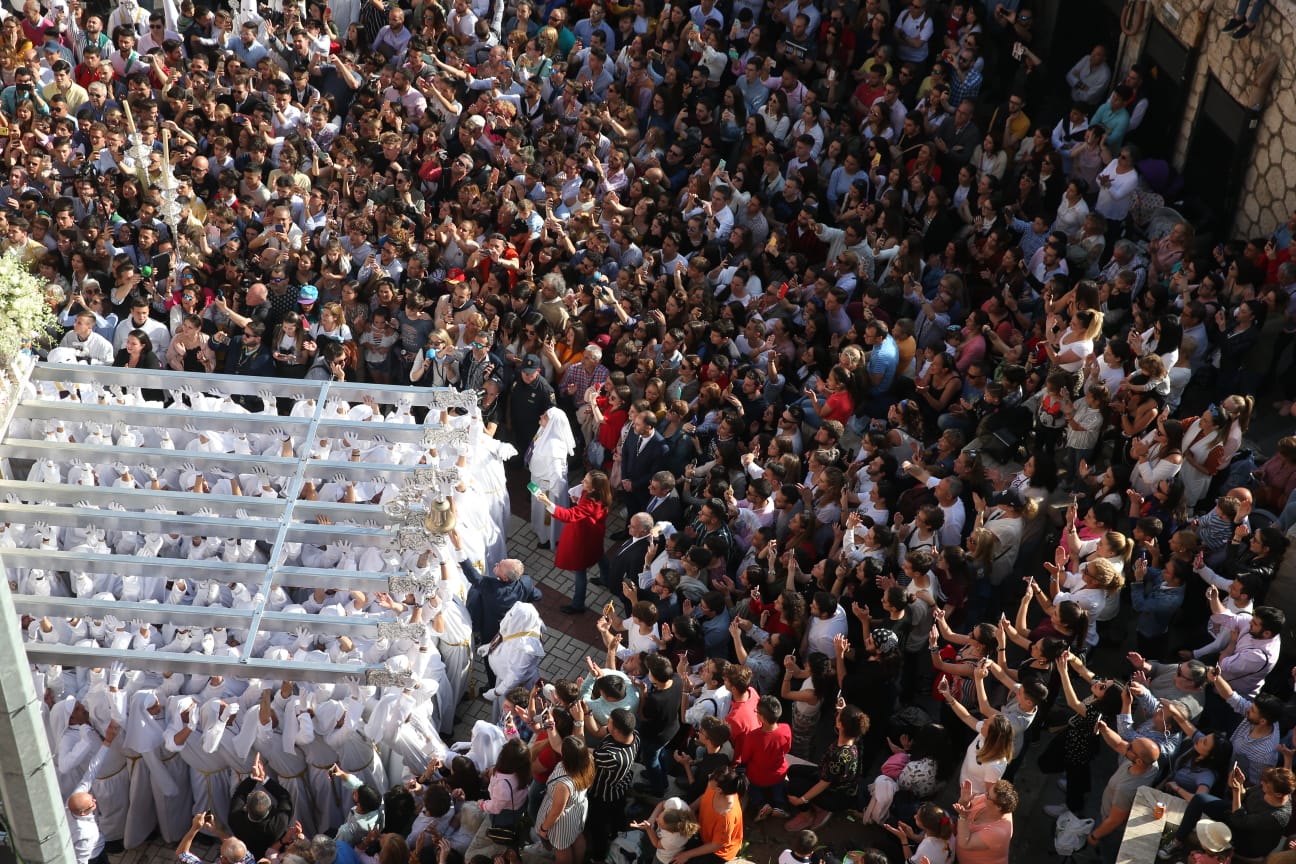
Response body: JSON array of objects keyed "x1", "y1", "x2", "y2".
[{"x1": 107, "y1": 661, "x2": 125, "y2": 689}]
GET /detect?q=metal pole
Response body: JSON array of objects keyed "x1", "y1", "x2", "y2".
[{"x1": 0, "y1": 563, "x2": 73, "y2": 864}]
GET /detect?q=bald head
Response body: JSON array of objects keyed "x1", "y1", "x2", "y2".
[
  {"x1": 68, "y1": 791, "x2": 94, "y2": 817},
  {"x1": 246, "y1": 282, "x2": 268, "y2": 305},
  {"x1": 1227, "y1": 488, "x2": 1253, "y2": 516},
  {"x1": 221, "y1": 838, "x2": 249, "y2": 864},
  {"x1": 496, "y1": 558, "x2": 524, "y2": 581},
  {"x1": 1131, "y1": 738, "x2": 1161, "y2": 766}
]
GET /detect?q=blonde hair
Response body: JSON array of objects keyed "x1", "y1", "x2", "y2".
[
  {"x1": 1103, "y1": 530, "x2": 1132, "y2": 566},
  {"x1": 976, "y1": 714, "x2": 1014, "y2": 765},
  {"x1": 537, "y1": 26, "x2": 558, "y2": 56},
  {"x1": 967, "y1": 528, "x2": 997, "y2": 567},
  {"x1": 321, "y1": 301, "x2": 346, "y2": 329},
  {"x1": 1222, "y1": 394, "x2": 1254, "y2": 432},
  {"x1": 1083, "y1": 556, "x2": 1124, "y2": 592},
  {"x1": 660, "y1": 807, "x2": 700, "y2": 839},
  {"x1": 840, "y1": 345, "x2": 865, "y2": 369}
]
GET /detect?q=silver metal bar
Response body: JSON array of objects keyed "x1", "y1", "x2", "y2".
[
  {"x1": 0, "y1": 504, "x2": 284, "y2": 541},
  {"x1": 10, "y1": 595, "x2": 379, "y2": 637},
  {"x1": 0, "y1": 548, "x2": 397, "y2": 591},
  {"x1": 0, "y1": 482, "x2": 281, "y2": 515},
  {"x1": 1, "y1": 548, "x2": 261, "y2": 579},
  {"x1": 241, "y1": 383, "x2": 328, "y2": 662},
  {"x1": 32, "y1": 364, "x2": 463, "y2": 408},
  {"x1": 23, "y1": 642, "x2": 386, "y2": 683},
  {"x1": 0, "y1": 502, "x2": 392, "y2": 542},
  {"x1": 15, "y1": 402, "x2": 434, "y2": 444},
  {"x1": 0, "y1": 440, "x2": 297, "y2": 469},
  {"x1": 14, "y1": 401, "x2": 313, "y2": 431},
  {"x1": 0, "y1": 483, "x2": 394, "y2": 525}
]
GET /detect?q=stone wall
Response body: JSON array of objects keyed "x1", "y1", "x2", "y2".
[{"x1": 1123, "y1": 0, "x2": 1296, "y2": 237}]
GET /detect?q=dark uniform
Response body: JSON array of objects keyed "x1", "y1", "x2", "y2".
[{"x1": 508, "y1": 361, "x2": 556, "y2": 454}]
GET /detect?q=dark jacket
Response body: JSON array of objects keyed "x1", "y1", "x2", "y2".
[
  {"x1": 645, "y1": 492, "x2": 685, "y2": 528},
  {"x1": 620, "y1": 431, "x2": 669, "y2": 500},
  {"x1": 463, "y1": 559, "x2": 543, "y2": 639},
  {"x1": 508, "y1": 376, "x2": 556, "y2": 452},
  {"x1": 223, "y1": 338, "x2": 277, "y2": 378},
  {"x1": 228, "y1": 778, "x2": 294, "y2": 858}
]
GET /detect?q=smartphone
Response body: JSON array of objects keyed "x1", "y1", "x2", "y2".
[
  {"x1": 526, "y1": 482, "x2": 541, "y2": 496},
  {"x1": 716, "y1": 159, "x2": 726, "y2": 174}
]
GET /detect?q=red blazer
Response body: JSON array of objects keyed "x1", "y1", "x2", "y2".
[{"x1": 551, "y1": 494, "x2": 609, "y2": 571}]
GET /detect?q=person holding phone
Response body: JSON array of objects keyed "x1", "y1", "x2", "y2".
[{"x1": 535, "y1": 470, "x2": 614, "y2": 614}]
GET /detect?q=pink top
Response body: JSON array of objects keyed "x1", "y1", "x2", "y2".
[
  {"x1": 480, "y1": 772, "x2": 529, "y2": 814},
  {"x1": 956, "y1": 796, "x2": 1013, "y2": 864}
]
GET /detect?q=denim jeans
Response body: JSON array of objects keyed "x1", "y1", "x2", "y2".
[
  {"x1": 1174, "y1": 793, "x2": 1232, "y2": 842},
  {"x1": 569, "y1": 568, "x2": 589, "y2": 609},
  {"x1": 747, "y1": 779, "x2": 790, "y2": 813},
  {"x1": 1235, "y1": 0, "x2": 1269, "y2": 24},
  {"x1": 641, "y1": 743, "x2": 670, "y2": 796}
]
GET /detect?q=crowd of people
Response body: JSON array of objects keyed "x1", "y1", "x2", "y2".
[{"x1": 9, "y1": 0, "x2": 1296, "y2": 862}]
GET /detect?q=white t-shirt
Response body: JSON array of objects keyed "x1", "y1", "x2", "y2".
[{"x1": 959, "y1": 720, "x2": 1009, "y2": 793}]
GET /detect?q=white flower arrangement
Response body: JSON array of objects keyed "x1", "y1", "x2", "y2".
[{"x1": 0, "y1": 250, "x2": 56, "y2": 362}]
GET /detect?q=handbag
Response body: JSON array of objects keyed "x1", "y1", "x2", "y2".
[{"x1": 485, "y1": 778, "x2": 527, "y2": 846}]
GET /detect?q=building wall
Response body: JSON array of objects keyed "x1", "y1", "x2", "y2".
[{"x1": 1123, "y1": 0, "x2": 1296, "y2": 236}]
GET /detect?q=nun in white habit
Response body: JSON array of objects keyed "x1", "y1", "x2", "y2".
[
  {"x1": 164, "y1": 696, "x2": 235, "y2": 828},
  {"x1": 428, "y1": 561, "x2": 474, "y2": 728},
  {"x1": 122, "y1": 689, "x2": 188, "y2": 846},
  {"x1": 50, "y1": 696, "x2": 98, "y2": 800},
  {"x1": 80, "y1": 669, "x2": 131, "y2": 845},
  {"x1": 527, "y1": 407, "x2": 575, "y2": 547},
  {"x1": 295, "y1": 695, "x2": 346, "y2": 834},
  {"x1": 256, "y1": 691, "x2": 318, "y2": 838},
  {"x1": 312, "y1": 697, "x2": 387, "y2": 793},
  {"x1": 485, "y1": 602, "x2": 545, "y2": 720}
]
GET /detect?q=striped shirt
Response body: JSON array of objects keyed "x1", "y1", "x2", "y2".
[
  {"x1": 1227, "y1": 693, "x2": 1280, "y2": 785},
  {"x1": 590, "y1": 733, "x2": 639, "y2": 802}
]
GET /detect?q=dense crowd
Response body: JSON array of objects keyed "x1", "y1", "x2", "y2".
[{"x1": 11, "y1": 0, "x2": 1296, "y2": 862}]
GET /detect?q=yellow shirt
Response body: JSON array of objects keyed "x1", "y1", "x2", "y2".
[{"x1": 42, "y1": 80, "x2": 89, "y2": 113}]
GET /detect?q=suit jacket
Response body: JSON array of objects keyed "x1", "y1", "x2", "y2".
[
  {"x1": 644, "y1": 492, "x2": 684, "y2": 527},
  {"x1": 620, "y1": 431, "x2": 669, "y2": 493},
  {"x1": 228, "y1": 777, "x2": 293, "y2": 858},
  {"x1": 463, "y1": 559, "x2": 543, "y2": 639},
  {"x1": 603, "y1": 534, "x2": 651, "y2": 587}
]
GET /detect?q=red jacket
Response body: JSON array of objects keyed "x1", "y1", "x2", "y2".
[{"x1": 551, "y1": 494, "x2": 609, "y2": 571}]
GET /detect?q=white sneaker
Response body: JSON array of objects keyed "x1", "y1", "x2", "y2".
[{"x1": 1044, "y1": 804, "x2": 1070, "y2": 818}]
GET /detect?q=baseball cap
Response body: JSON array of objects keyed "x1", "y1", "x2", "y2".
[
  {"x1": 445, "y1": 268, "x2": 466, "y2": 283},
  {"x1": 593, "y1": 334, "x2": 611, "y2": 349},
  {"x1": 988, "y1": 488, "x2": 1025, "y2": 509},
  {"x1": 520, "y1": 354, "x2": 543, "y2": 373},
  {"x1": 298, "y1": 285, "x2": 319, "y2": 303}
]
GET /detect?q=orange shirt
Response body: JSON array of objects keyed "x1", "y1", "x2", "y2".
[{"x1": 698, "y1": 787, "x2": 743, "y2": 861}]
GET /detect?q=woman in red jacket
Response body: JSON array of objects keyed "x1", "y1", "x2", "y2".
[{"x1": 535, "y1": 470, "x2": 613, "y2": 614}]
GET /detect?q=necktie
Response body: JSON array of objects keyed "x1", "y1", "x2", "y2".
[
  {"x1": 648, "y1": 497, "x2": 661, "y2": 512},
  {"x1": 614, "y1": 537, "x2": 635, "y2": 558}
]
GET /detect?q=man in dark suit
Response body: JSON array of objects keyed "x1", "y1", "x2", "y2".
[
  {"x1": 600, "y1": 511, "x2": 653, "y2": 615},
  {"x1": 643, "y1": 470, "x2": 685, "y2": 527},
  {"x1": 227, "y1": 754, "x2": 294, "y2": 858},
  {"x1": 619, "y1": 412, "x2": 669, "y2": 520}
]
